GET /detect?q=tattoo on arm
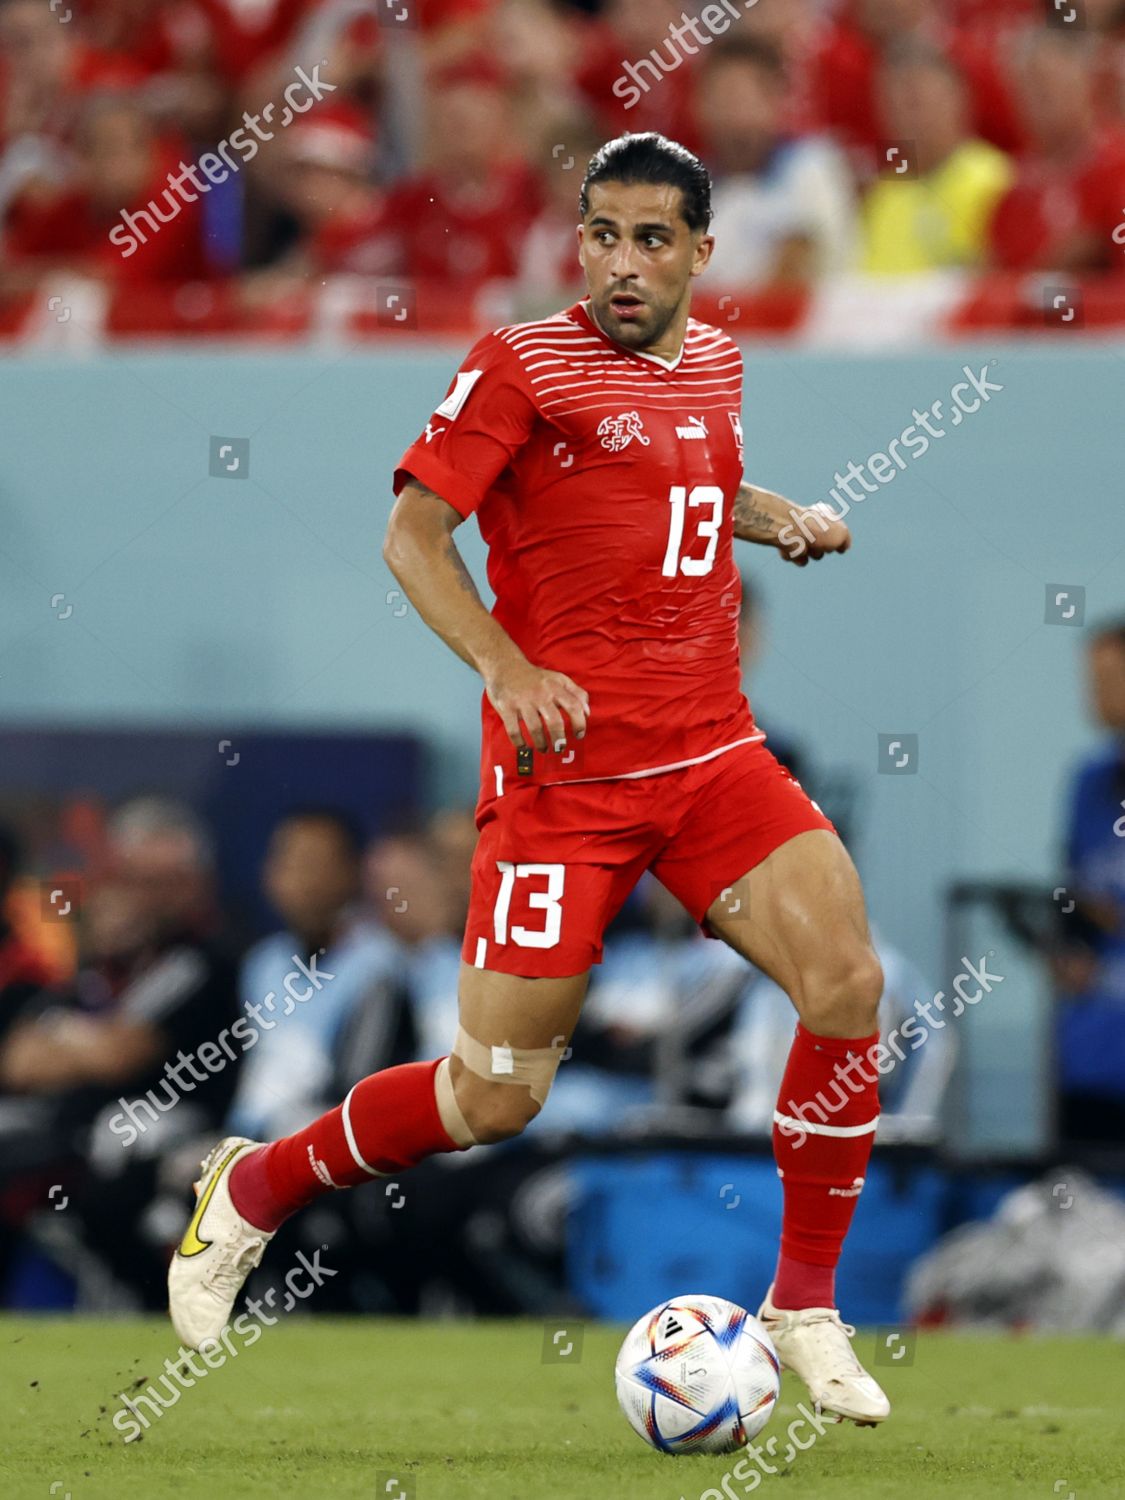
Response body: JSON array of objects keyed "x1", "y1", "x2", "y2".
[
  {"x1": 442, "y1": 534, "x2": 483, "y2": 602},
  {"x1": 733, "y1": 483, "x2": 782, "y2": 543}
]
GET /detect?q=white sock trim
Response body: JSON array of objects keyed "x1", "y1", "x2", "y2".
[
  {"x1": 341, "y1": 1083, "x2": 381, "y2": 1176},
  {"x1": 773, "y1": 1110, "x2": 880, "y2": 1138}
]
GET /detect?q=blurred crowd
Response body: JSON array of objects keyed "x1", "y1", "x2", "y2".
[{"x1": 2, "y1": 0, "x2": 1125, "y2": 326}]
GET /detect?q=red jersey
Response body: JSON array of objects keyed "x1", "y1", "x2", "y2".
[{"x1": 393, "y1": 299, "x2": 761, "y2": 791}]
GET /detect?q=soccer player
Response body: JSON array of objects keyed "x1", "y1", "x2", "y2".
[{"x1": 169, "y1": 133, "x2": 890, "y2": 1426}]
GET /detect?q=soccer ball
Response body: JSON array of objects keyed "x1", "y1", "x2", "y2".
[{"x1": 614, "y1": 1294, "x2": 780, "y2": 1455}]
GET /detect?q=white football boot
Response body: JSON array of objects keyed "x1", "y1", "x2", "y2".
[
  {"x1": 757, "y1": 1284, "x2": 891, "y2": 1426},
  {"x1": 168, "y1": 1136, "x2": 273, "y2": 1350}
]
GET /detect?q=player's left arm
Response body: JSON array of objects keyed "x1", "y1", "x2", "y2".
[{"x1": 732, "y1": 482, "x2": 851, "y2": 568}]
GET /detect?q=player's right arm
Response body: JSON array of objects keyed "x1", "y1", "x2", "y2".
[{"x1": 385, "y1": 336, "x2": 588, "y2": 753}]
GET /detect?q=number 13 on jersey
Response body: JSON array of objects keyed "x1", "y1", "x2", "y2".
[{"x1": 662, "y1": 485, "x2": 723, "y2": 577}]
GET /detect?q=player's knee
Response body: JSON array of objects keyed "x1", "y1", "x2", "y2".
[
  {"x1": 799, "y1": 947, "x2": 884, "y2": 1037},
  {"x1": 454, "y1": 1075, "x2": 542, "y2": 1145}
]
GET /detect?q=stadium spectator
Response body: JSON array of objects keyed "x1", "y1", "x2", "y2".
[
  {"x1": 487, "y1": 0, "x2": 585, "y2": 156},
  {"x1": 695, "y1": 36, "x2": 856, "y2": 288},
  {"x1": 0, "y1": 825, "x2": 52, "y2": 1049},
  {"x1": 807, "y1": 0, "x2": 1028, "y2": 170},
  {"x1": 2, "y1": 92, "x2": 215, "y2": 288},
  {"x1": 0, "y1": 796, "x2": 237, "y2": 1307},
  {"x1": 364, "y1": 820, "x2": 467, "y2": 1064},
  {"x1": 241, "y1": 103, "x2": 398, "y2": 304},
  {"x1": 384, "y1": 57, "x2": 540, "y2": 286},
  {"x1": 735, "y1": 0, "x2": 823, "y2": 137},
  {"x1": 574, "y1": 0, "x2": 704, "y2": 157},
  {"x1": 1054, "y1": 619, "x2": 1125, "y2": 1147},
  {"x1": 0, "y1": 0, "x2": 121, "y2": 149},
  {"x1": 989, "y1": 30, "x2": 1125, "y2": 274},
  {"x1": 514, "y1": 114, "x2": 602, "y2": 308},
  {"x1": 861, "y1": 45, "x2": 1013, "y2": 275},
  {"x1": 0, "y1": 797, "x2": 233, "y2": 1106},
  {"x1": 226, "y1": 808, "x2": 413, "y2": 1142}
]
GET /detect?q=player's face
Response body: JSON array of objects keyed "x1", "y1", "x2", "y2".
[{"x1": 578, "y1": 180, "x2": 713, "y2": 357}]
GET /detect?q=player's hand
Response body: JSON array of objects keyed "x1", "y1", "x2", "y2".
[
  {"x1": 484, "y1": 655, "x2": 590, "y2": 753},
  {"x1": 784, "y1": 505, "x2": 852, "y2": 567}
]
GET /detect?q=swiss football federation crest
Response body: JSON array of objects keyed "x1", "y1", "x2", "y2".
[
  {"x1": 598, "y1": 411, "x2": 650, "y2": 453},
  {"x1": 728, "y1": 411, "x2": 744, "y2": 458}
]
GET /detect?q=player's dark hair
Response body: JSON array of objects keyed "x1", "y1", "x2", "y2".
[
  {"x1": 580, "y1": 132, "x2": 712, "y2": 234},
  {"x1": 278, "y1": 806, "x2": 366, "y2": 859}
]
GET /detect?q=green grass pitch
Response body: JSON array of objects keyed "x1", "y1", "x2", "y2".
[{"x1": 2, "y1": 1317, "x2": 1123, "y2": 1499}]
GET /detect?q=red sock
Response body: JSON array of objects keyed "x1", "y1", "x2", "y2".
[
  {"x1": 230, "y1": 1057, "x2": 463, "y2": 1232},
  {"x1": 771, "y1": 1022, "x2": 879, "y2": 1310}
]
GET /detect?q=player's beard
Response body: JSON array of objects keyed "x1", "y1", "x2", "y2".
[{"x1": 591, "y1": 290, "x2": 680, "y2": 354}]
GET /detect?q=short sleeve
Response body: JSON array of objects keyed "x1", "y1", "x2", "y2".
[{"x1": 392, "y1": 333, "x2": 540, "y2": 518}]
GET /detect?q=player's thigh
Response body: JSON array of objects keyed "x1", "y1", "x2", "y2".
[
  {"x1": 651, "y1": 743, "x2": 881, "y2": 1035},
  {"x1": 707, "y1": 829, "x2": 883, "y2": 1036},
  {"x1": 456, "y1": 959, "x2": 590, "y2": 1051}
]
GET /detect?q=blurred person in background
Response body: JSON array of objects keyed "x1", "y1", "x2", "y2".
[
  {"x1": 241, "y1": 103, "x2": 398, "y2": 304},
  {"x1": 0, "y1": 825, "x2": 52, "y2": 1049},
  {"x1": 989, "y1": 29, "x2": 1125, "y2": 275},
  {"x1": 808, "y1": 0, "x2": 1028, "y2": 171},
  {"x1": 385, "y1": 57, "x2": 540, "y2": 286},
  {"x1": 2, "y1": 91, "x2": 215, "y2": 290},
  {"x1": 0, "y1": 0, "x2": 120, "y2": 149},
  {"x1": 575, "y1": 0, "x2": 704, "y2": 156},
  {"x1": 696, "y1": 37, "x2": 856, "y2": 289},
  {"x1": 365, "y1": 816, "x2": 470, "y2": 1065},
  {"x1": 487, "y1": 0, "x2": 584, "y2": 157},
  {"x1": 734, "y1": 0, "x2": 824, "y2": 141},
  {"x1": 514, "y1": 114, "x2": 603, "y2": 310},
  {"x1": 0, "y1": 796, "x2": 237, "y2": 1308},
  {"x1": 226, "y1": 808, "x2": 413, "y2": 1144},
  {"x1": 1054, "y1": 619, "x2": 1125, "y2": 1147},
  {"x1": 861, "y1": 44, "x2": 1013, "y2": 275}
]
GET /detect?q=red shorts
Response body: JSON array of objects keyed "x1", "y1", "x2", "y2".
[{"x1": 461, "y1": 738, "x2": 836, "y2": 978}]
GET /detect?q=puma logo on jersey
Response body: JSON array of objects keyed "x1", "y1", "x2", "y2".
[
  {"x1": 676, "y1": 416, "x2": 708, "y2": 441},
  {"x1": 598, "y1": 411, "x2": 650, "y2": 452}
]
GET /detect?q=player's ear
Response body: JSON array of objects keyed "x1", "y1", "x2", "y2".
[{"x1": 690, "y1": 232, "x2": 715, "y2": 278}]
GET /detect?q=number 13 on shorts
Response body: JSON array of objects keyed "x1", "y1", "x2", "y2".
[{"x1": 494, "y1": 861, "x2": 565, "y2": 948}]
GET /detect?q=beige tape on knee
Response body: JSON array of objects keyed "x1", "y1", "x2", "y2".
[
  {"x1": 450, "y1": 1025, "x2": 564, "y2": 1108},
  {"x1": 434, "y1": 1055, "x2": 478, "y2": 1148}
]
